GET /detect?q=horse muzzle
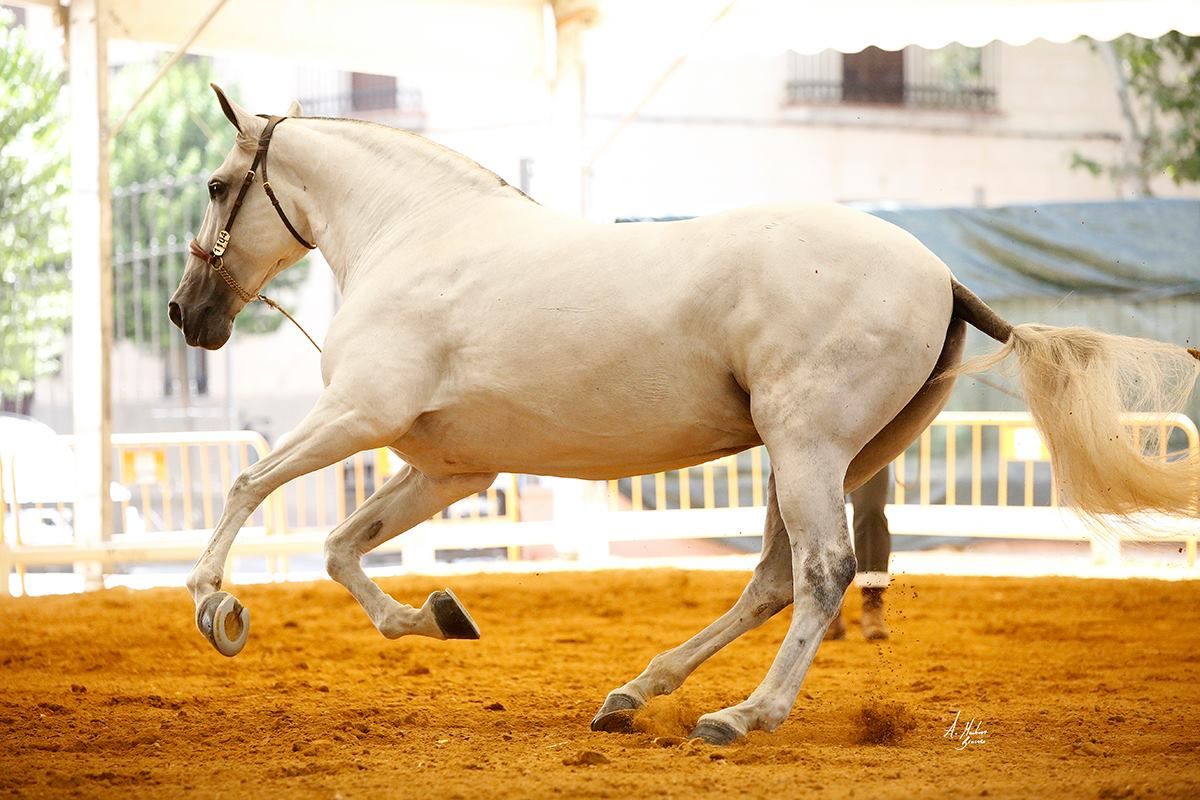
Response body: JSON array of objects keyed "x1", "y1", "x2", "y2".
[{"x1": 167, "y1": 296, "x2": 234, "y2": 350}]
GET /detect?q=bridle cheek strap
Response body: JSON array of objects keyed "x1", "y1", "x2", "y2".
[{"x1": 188, "y1": 115, "x2": 321, "y2": 353}]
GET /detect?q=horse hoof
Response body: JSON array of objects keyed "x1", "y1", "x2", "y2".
[
  {"x1": 590, "y1": 693, "x2": 641, "y2": 733},
  {"x1": 689, "y1": 718, "x2": 743, "y2": 746},
  {"x1": 196, "y1": 591, "x2": 250, "y2": 657},
  {"x1": 430, "y1": 589, "x2": 480, "y2": 640}
]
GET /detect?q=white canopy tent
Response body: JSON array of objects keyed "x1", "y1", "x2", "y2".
[{"x1": 10, "y1": 0, "x2": 1199, "y2": 572}]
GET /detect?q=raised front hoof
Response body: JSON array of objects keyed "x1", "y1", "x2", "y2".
[
  {"x1": 429, "y1": 588, "x2": 480, "y2": 640},
  {"x1": 196, "y1": 591, "x2": 249, "y2": 657},
  {"x1": 689, "y1": 718, "x2": 743, "y2": 746},
  {"x1": 590, "y1": 693, "x2": 640, "y2": 734}
]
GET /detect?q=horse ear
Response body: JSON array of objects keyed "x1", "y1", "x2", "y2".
[
  {"x1": 210, "y1": 83, "x2": 251, "y2": 133},
  {"x1": 286, "y1": 99, "x2": 303, "y2": 117}
]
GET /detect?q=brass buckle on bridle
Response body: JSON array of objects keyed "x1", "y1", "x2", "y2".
[{"x1": 212, "y1": 230, "x2": 231, "y2": 258}]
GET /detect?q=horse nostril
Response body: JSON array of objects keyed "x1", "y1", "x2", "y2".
[{"x1": 168, "y1": 301, "x2": 184, "y2": 330}]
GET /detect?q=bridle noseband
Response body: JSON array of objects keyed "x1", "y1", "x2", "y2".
[{"x1": 188, "y1": 114, "x2": 321, "y2": 352}]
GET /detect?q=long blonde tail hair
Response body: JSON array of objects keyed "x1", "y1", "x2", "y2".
[{"x1": 951, "y1": 320, "x2": 1200, "y2": 520}]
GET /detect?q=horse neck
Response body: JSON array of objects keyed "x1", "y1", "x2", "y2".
[{"x1": 284, "y1": 118, "x2": 528, "y2": 293}]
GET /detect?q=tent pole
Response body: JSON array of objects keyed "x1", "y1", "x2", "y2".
[
  {"x1": 108, "y1": 0, "x2": 230, "y2": 138},
  {"x1": 69, "y1": 0, "x2": 113, "y2": 590}
]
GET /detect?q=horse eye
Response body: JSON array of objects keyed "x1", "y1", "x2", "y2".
[{"x1": 208, "y1": 180, "x2": 225, "y2": 200}]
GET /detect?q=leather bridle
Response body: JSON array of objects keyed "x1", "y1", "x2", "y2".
[{"x1": 188, "y1": 114, "x2": 322, "y2": 352}]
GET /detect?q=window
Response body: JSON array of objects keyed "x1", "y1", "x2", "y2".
[
  {"x1": 842, "y1": 47, "x2": 904, "y2": 104},
  {"x1": 296, "y1": 70, "x2": 425, "y2": 130},
  {"x1": 787, "y1": 44, "x2": 997, "y2": 111},
  {"x1": 2, "y1": 4, "x2": 27, "y2": 26},
  {"x1": 350, "y1": 72, "x2": 398, "y2": 112}
]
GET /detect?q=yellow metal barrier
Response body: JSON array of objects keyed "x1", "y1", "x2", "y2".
[
  {"x1": 109, "y1": 431, "x2": 274, "y2": 535},
  {"x1": 602, "y1": 412, "x2": 1199, "y2": 565},
  {"x1": 892, "y1": 412, "x2": 1199, "y2": 510},
  {"x1": 606, "y1": 412, "x2": 1199, "y2": 515},
  {"x1": 6, "y1": 433, "x2": 519, "y2": 542},
  {"x1": 607, "y1": 447, "x2": 769, "y2": 513},
  {"x1": 3, "y1": 412, "x2": 1196, "y2": 595},
  {"x1": 2, "y1": 431, "x2": 524, "y2": 595},
  {"x1": 275, "y1": 449, "x2": 520, "y2": 534}
]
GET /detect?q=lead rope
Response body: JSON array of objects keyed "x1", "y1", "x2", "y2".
[{"x1": 258, "y1": 293, "x2": 322, "y2": 353}]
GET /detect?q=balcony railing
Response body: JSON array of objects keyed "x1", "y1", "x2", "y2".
[
  {"x1": 297, "y1": 86, "x2": 426, "y2": 130},
  {"x1": 786, "y1": 44, "x2": 998, "y2": 112}
]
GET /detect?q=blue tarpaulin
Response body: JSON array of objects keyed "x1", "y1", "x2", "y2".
[
  {"x1": 870, "y1": 199, "x2": 1200, "y2": 302},
  {"x1": 618, "y1": 199, "x2": 1200, "y2": 301}
]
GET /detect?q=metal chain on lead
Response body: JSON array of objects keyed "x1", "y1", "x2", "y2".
[{"x1": 208, "y1": 249, "x2": 322, "y2": 353}]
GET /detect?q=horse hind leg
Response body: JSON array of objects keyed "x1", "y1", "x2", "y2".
[
  {"x1": 591, "y1": 473, "x2": 794, "y2": 734},
  {"x1": 689, "y1": 418, "x2": 857, "y2": 744}
]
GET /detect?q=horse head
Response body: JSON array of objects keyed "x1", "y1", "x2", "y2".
[{"x1": 168, "y1": 84, "x2": 312, "y2": 350}]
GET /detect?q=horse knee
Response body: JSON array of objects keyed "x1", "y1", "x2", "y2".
[{"x1": 229, "y1": 470, "x2": 270, "y2": 506}]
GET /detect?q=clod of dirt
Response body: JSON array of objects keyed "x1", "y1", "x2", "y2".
[
  {"x1": 562, "y1": 750, "x2": 610, "y2": 766},
  {"x1": 484, "y1": 701, "x2": 506, "y2": 711},
  {"x1": 652, "y1": 736, "x2": 685, "y2": 748},
  {"x1": 406, "y1": 665, "x2": 431, "y2": 676},
  {"x1": 399, "y1": 710, "x2": 428, "y2": 725},
  {"x1": 852, "y1": 702, "x2": 917, "y2": 745},
  {"x1": 70, "y1": 684, "x2": 86, "y2": 694},
  {"x1": 632, "y1": 696, "x2": 699, "y2": 738}
]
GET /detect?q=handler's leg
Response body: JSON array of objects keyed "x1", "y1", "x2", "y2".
[
  {"x1": 690, "y1": 431, "x2": 856, "y2": 744},
  {"x1": 852, "y1": 466, "x2": 892, "y2": 640},
  {"x1": 187, "y1": 389, "x2": 398, "y2": 656},
  {"x1": 592, "y1": 474, "x2": 793, "y2": 733},
  {"x1": 323, "y1": 465, "x2": 496, "y2": 639}
]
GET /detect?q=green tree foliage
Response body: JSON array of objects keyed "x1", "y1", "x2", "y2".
[
  {"x1": 1074, "y1": 33, "x2": 1200, "y2": 193},
  {"x1": 109, "y1": 56, "x2": 308, "y2": 349},
  {"x1": 0, "y1": 11, "x2": 69, "y2": 402}
]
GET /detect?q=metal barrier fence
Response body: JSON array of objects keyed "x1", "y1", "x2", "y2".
[
  {"x1": 603, "y1": 411, "x2": 1200, "y2": 563},
  {"x1": 606, "y1": 412, "x2": 1197, "y2": 512},
  {"x1": 0, "y1": 432, "x2": 519, "y2": 594},
  {"x1": 2, "y1": 412, "x2": 1197, "y2": 594}
]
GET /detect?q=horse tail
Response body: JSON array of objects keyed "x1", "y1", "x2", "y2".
[{"x1": 948, "y1": 280, "x2": 1200, "y2": 521}]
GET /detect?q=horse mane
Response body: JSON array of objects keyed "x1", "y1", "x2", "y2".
[{"x1": 282, "y1": 116, "x2": 537, "y2": 205}]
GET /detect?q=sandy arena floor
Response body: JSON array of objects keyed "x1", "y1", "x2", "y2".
[{"x1": 1, "y1": 570, "x2": 1198, "y2": 798}]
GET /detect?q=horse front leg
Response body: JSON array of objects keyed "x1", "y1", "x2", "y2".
[
  {"x1": 591, "y1": 473, "x2": 793, "y2": 733},
  {"x1": 323, "y1": 465, "x2": 496, "y2": 640},
  {"x1": 187, "y1": 389, "x2": 395, "y2": 656}
]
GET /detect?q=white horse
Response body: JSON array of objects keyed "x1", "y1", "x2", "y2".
[{"x1": 169, "y1": 86, "x2": 1200, "y2": 744}]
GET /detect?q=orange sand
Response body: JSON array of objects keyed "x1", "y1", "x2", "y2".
[{"x1": 1, "y1": 570, "x2": 1198, "y2": 798}]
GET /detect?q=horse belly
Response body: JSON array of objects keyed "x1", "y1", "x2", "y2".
[{"x1": 393, "y1": 370, "x2": 760, "y2": 480}]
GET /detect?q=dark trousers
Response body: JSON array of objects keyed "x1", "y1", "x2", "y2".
[{"x1": 848, "y1": 465, "x2": 891, "y2": 577}]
